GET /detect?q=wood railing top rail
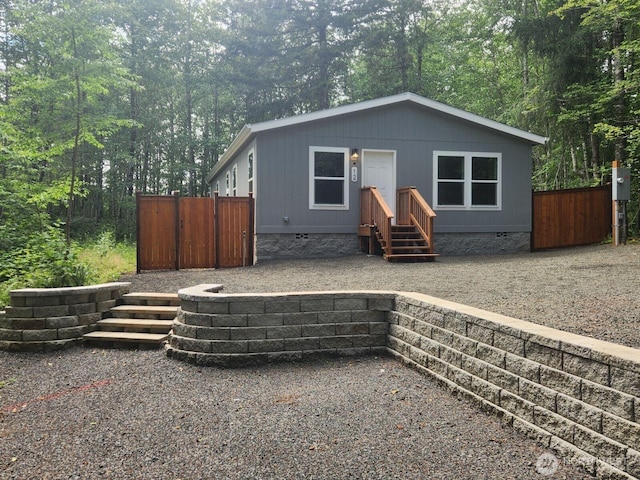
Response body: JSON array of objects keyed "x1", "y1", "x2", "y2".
[
  {"x1": 360, "y1": 186, "x2": 394, "y2": 225},
  {"x1": 360, "y1": 187, "x2": 394, "y2": 256},
  {"x1": 397, "y1": 186, "x2": 436, "y2": 219}
]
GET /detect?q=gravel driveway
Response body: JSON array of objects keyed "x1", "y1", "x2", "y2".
[
  {"x1": 1, "y1": 244, "x2": 637, "y2": 479},
  {"x1": 122, "y1": 243, "x2": 640, "y2": 349}
]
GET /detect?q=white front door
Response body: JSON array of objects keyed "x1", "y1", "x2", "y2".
[{"x1": 362, "y1": 150, "x2": 396, "y2": 216}]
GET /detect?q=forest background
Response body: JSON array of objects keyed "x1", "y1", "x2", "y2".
[{"x1": 1, "y1": 0, "x2": 639, "y2": 301}]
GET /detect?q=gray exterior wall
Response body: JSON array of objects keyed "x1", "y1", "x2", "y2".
[
  {"x1": 212, "y1": 139, "x2": 256, "y2": 198},
  {"x1": 210, "y1": 101, "x2": 536, "y2": 256}
]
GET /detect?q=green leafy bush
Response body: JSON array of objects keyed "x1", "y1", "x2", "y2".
[{"x1": 0, "y1": 226, "x2": 90, "y2": 308}]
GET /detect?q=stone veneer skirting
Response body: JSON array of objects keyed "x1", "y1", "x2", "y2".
[
  {"x1": 256, "y1": 233, "x2": 360, "y2": 260},
  {"x1": 167, "y1": 285, "x2": 640, "y2": 480},
  {"x1": 431, "y1": 231, "x2": 531, "y2": 255},
  {"x1": 0, "y1": 282, "x2": 130, "y2": 352},
  {"x1": 254, "y1": 231, "x2": 530, "y2": 259}
]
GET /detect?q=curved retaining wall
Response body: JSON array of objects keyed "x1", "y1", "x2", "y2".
[
  {"x1": 167, "y1": 285, "x2": 640, "y2": 480},
  {"x1": 167, "y1": 284, "x2": 392, "y2": 366},
  {"x1": 0, "y1": 282, "x2": 130, "y2": 352}
]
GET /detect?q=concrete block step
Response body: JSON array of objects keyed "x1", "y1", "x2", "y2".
[
  {"x1": 96, "y1": 318, "x2": 173, "y2": 333},
  {"x1": 109, "y1": 305, "x2": 178, "y2": 319},
  {"x1": 121, "y1": 292, "x2": 180, "y2": 306},
  {"x1": 83, "y1": 331, "x2": 168, "y2": 343}
]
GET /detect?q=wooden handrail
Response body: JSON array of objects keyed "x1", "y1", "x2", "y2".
[
  {"x1": 396, "y1": 186, "x2": 436, "y2": 254},
  {"x1": 360, "y1": 187, "x2": 394, "y2": 255}
]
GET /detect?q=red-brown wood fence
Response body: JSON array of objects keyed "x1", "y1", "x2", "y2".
[
  {"x1": 136, "y1": 192, "x2": 254, "y2": 271},
  {"x1": 531, "y1": 185, "x2": 611, "y2": 250}
]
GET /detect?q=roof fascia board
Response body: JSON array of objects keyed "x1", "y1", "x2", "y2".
[
  {"x1": 205, "y1": 125, "x2": 252, "y2": 183},
  {"x1": 409, "y1": 94, "x2": 548, "y2": 145},
  {"x1": 207, "y1": 92, "x2": 548, "y2": 183},
  {"x1": 250, "y1": 92, "x2": 547, "y2": 145}
]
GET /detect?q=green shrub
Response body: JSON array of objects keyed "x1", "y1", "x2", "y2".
[{"x1": 0, "y1": 226, "x2": 90, "y2": 308}]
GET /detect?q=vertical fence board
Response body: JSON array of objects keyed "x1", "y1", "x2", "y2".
[
  {"x1": 137, "y1": 193, "x2": 254, "y2": 271},
  {"x1": 137, "y1": 194, "x2": 179, "y2": 271},
  {"x1": 179, "y1": 197, "x2": 215, "y2": 269},
  {"x1": 215, "y1": 194, "x2": 254, "y2": 268},
  {"x1": 532, "y1": 185, "x2": 611, "y2": 250}
]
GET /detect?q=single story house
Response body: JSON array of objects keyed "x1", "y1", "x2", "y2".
[{"x1": 206, "y1": 92, "x2": 547, "y2": 260}]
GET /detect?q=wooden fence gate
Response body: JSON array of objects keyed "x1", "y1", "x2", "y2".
[
  {"x1": 136, "y1": 192, "x2": 254, "y2": 271},
  {"x1": 531, "y1": 185, "x2": 611, "y2": 250}
]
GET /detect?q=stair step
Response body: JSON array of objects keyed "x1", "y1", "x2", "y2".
[
  {"x1": 391, "y1": 225, "x2": 417, "y2": 230},
  {"x1": 96, "y1": 318, "x2": 173, "y2": 332},
  {"x1": 384, "y1": 253, "x2": 440, "y2": 263},
  {"x1": 83, "y1": 331, "x2": 168, "y2": 343},
  {"x1": 110, "y1": 305, "x2": 178, "y2": 319},
  {"x1": 391, "y1": 233, "x2": 421, "y2": 239},
  {"x1": 392, "y1": 239, "x2": 427, "y2": 244},
  {"x1": 121, "y1": 292, "x2": 180, "y2": 306}
]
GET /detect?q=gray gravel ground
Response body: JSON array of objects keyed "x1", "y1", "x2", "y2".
[
  {"x1": 122, "y1": 243, "x2": 640, "y2": 349},
  {"x1": 1, "y1": 244, "x2": 638, "y2": 479},
  {"x1": 2, "y1": 351, "x2": 590, "y2": 479}
]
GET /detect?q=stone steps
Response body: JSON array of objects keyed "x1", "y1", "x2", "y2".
[
  {"x1": 120, "y1": 292, "x2": 180, "y2": 306},
  {"x1": 82, "y1": 294, "x2": 178, "y2": 348},
  {"x1": 109, "y1": 305, "x2": 178, "y2": 319}
]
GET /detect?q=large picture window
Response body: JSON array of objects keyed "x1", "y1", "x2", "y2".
[
  {"x1": 434, "y1": 151, "x2": 501, "y2": 209},
  {"x1": 309, "y1": 147, "x2": 349, "y2": 210}
]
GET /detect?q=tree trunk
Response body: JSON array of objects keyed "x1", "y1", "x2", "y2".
[{"x1": 66, "y1": 27, "x2": 82, "y2": 246}]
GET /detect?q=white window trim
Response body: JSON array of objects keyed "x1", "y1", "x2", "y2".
[
  {"x1": 215, "y1": 181, "x2": 220, "y2": 194},
  {"x1": 433, "y1": 151, "x2": 502, "y2": 210},
  {"x1": 225, "y1": 171, "x2": 230, "y2": 196},
  {"x1": 309, "y1": 146, "x2": 349, "y2": 210},
  {"x1": 232, "y1": 164, "x2": 238, "y2": 196},
  {"x1": 248, "y1": 149, "x2": 254, "y2": 194}
]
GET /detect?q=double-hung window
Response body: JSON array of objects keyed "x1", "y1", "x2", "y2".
[
  {"x1": 434, "y1": 151, "x2": 501, "y2": 210},
  {"x1": 309, "y1": 147, "x2": 349, "y2": 210}
]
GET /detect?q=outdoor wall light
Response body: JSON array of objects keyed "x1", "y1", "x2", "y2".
[{"x1": 350, "y1": 148, "x2": 359, "y2": 161}]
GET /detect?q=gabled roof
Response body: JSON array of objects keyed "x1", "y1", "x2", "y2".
[{"x1": 207, "y1": 92, "x2": 548, "y2": 182}]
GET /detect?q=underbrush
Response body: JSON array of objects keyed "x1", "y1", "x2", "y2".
[
  {"x1": 0, "y1": 231, "x2": 136, "y2": 309},
  {"x1": 77, "y1": 231, "x2": 136, "y2": 284}
]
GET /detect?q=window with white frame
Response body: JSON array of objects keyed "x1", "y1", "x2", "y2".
[
  {"x1": 225, "y1": 172, "x2": 230, "y2": 196},
  {"x1": 309, "y1": 147, "x2": 349, "y2": 210},
  {"x1": 248, "y1": 152, "x2": 254, "y2": 193},
  {"x1": 434, "y1": 151, "x2": 501, "y2": 209},
  {"x1": 232, "y1": 164, "x2": 237, "y2": 196},
  {"x1": 215, "y1": 181, "x2": 220, "y2": 194}
]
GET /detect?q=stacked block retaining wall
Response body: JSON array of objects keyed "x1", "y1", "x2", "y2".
[
  {"x1": 167, "y1": 285, "x2": 640, "y2": 480},
  {"x1": 0, "y1": 283, "x2": 130, "y2": 352},
  {"x1": 167, "y1": 285, "x2": 393, "y2": 366}
]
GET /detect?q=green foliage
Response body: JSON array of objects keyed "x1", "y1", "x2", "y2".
[
  {"x1": 77, "y1": 232, "x2": 136, "y2": 283},
  {"x1": 1, "y1": 0, "x2": 640, "y2": 242},
  {"x1": 0, "y1": 378, "x2": 16, "y2": 390},
  {"x1": 0, "y1": 226, "x2": 90, "y2": 308}
]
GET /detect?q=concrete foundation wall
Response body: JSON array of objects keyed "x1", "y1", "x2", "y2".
[
  {"x1": 167, "y1": 285, "x2": 640, "y2": 480},
  {"x1": 0, "y1": 283, "x2": 130, "y2": 352}
]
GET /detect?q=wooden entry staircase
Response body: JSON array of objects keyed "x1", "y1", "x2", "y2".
[
  {"x1": 83, "y1": 293, "x2": 178, "y2": 348},
  {"x1": 359, "y1": 186, "x2": 439, "y2": 263}
]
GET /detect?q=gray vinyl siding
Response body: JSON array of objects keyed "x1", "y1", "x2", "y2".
[
  {"x1": 211, "y1": 139, "x2": 256, "y2": 198},
  {"x1": 213, "y1": 102, "x2": 534, "y2": 235}
]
